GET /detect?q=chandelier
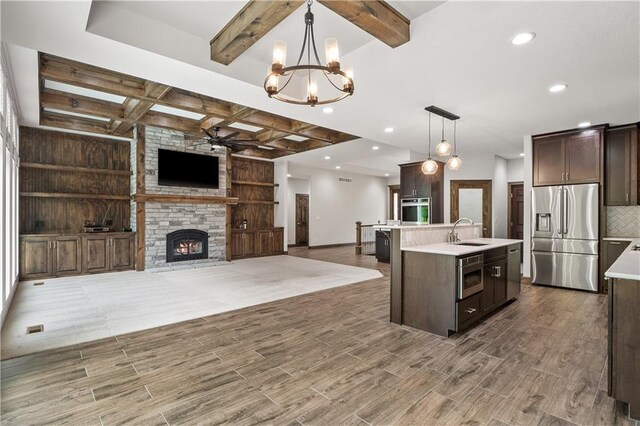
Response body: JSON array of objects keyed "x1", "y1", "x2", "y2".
[{"x1": 264, "y1": 0, "x2": 354, "y2": 106}]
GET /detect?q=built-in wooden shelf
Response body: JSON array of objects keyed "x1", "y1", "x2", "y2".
[
  {"x1": 20, "y1": 192, "x2": 130, "y2": 201},
  {"x1": 231, "y1": 180, "x2": 277, "y2": 187},
  {"x1": 236, "y1": 200, "x2": 279, "y2": 205},
  {"x1": 132, "y1": 193, "x2": 239, "y2": 205},
  {"x1": 21, "y1": 162, "x2": 130, "y2": 176}
]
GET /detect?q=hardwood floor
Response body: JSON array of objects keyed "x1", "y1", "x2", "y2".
[{"x1": 0, "y1": 246, "x2": 634, "y2": 425}]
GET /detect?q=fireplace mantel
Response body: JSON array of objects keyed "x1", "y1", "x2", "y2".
[{"x1": 132, "y1": 194, "x2": 238, "y2": 204}]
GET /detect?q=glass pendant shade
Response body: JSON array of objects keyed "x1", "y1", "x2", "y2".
[
  {"x1": 435, "y1": 140, "x2": 452, "y2": 157},
  {"x1": 307, "y1": 81, "x2": 318, "y2": 103},
  {"x1": 325, "y1": 38, "x2": 340, "y2": 68},
  {"x1": 421, "y1": 158, "x2": 438, "y2": 175},
  {"x1": 266, "y1": 69, "x2": 278, "y2": 94},
  {"x1": 272, "y1": 41, "x2": 287, "y2": 68},
  {"x1": 447, "y1": 154, "x2": 462, "y2": 171}
]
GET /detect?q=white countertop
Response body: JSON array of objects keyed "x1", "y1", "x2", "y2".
[
  {"x1": 372, "y1": 223, "x2": 480, "y2": 230},
  {"x1": 605, "y1": 239, "x2": 640, "y2": 281},
  {"x1": 402, "y1": 238, "x2": 523, "y2": 256},
  {"x1": 603, "y1": 237, "x2": 638, "y2": 242}
]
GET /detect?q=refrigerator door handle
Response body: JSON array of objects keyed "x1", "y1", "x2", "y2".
[{"x1": 563, "y1": 187, "x2": 569, "y2": 235}]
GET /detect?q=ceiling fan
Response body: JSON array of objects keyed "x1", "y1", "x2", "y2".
[{"x1": 185, "y1": 126, "x2": 262, "y2": 151}]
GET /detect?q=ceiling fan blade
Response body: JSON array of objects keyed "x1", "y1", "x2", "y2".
[
  {"x1": 202, "y1": 128, "x2": 217, "y2": 140},
  {"x1": 220, "y1": 131, "x2": 240, "y2": 141}
]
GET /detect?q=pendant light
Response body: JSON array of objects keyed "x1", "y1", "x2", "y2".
[
  {"x1": 447, "y1": 119, "x2": 462, "y2": 171},
  {"x1": 422, "y1": 112, "x2": 439, "y2": 175},
  {"x1": 435, "y1": 116, "x2": 452, "y2": 157}
]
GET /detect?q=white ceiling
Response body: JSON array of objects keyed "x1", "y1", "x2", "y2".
[{"x1": 2, "y1": 0, "x2": 639, "y2": 177}]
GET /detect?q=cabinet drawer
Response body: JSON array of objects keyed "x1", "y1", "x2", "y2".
[
  {"x1": 484, "y1": 246, "x2": 507, "y2": 263},
  {"x1": 457, "y1": 292, "x2": 481, "y2": 328}
]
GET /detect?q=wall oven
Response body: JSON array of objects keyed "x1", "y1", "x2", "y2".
[
  {"x1": 458, "y1": 254, "x2": 484, "y2": 299},
  {"x1": 401, "y1": 198, "x2": 431, "y2": 224}
]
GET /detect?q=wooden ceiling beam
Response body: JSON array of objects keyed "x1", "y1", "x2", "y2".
[
  {"x1": 316, "y1": 0, "x2": 410, "y2": 48},
  {"x1": 40, "y1": 88, "x2": 124, "y2": 120},
  {"x1": 112, "y1": 82, "x2": 172, "y2": 135},
  {"x1": 40, "y1": 110, "x2": 132, "y2": 138},
  {"x1": 210, "y1": 0, "x2": 306, "y2": 65}
]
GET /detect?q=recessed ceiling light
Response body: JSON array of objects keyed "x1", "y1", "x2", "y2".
[
  {"x1": 287, "y1": 173, "x2": 291, "y2": 177},
  {"x1": 384, "y1": 127, "x2": 394, "y2": 133},
  {"x1": 372, "y1": 146, "x2": 379, "y2": 150},
  {"x1": 323, "y1": 107, "x2": 334, "y2": 114},
  {"x1": 384, "y1": 173, "x2": 390, "y2": 177},
  {"x1": 335, "y1": 166, "x2": 341, "y2": 169},
  {"x1": 324, "y1": 156, "x2": 331, "y2": 160},
  {"x1": 511, "y1": 32, "x2": 536, "y2": 45},
  {"x1": 520, "y1": 153, "x2": 525, "y2": 157},
  {"x1": 578, "y1": 122, "x2": 591, "y2": 128},
  {"x1": 549, "y1": 83, "x2": 568, "y2": 93}
]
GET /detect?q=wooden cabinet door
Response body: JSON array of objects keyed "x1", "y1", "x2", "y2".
[
  {"x1": 231, "y1": 233, "x2": 244, "y2": 258},
  {"x1": 606, "y1": 127, "x2": 634, "y2": 205},
  {"x1": 481, "y1": 264, "x2": 495, "y2": 313},
  {"x1": 110, "y1": 235, "x2": 135, "y2": 271},
  {"x1": 20, "y1": 236, "x2": 53, "y2": 279},
  {"x1": 243, "y1": 231, "x2": 256, "y2": 257},
  {"x1": 400, "y1": 165, "x2": 417, "y2": 197},
  {"x1": 430, "y1": 164, "x2": 444, "y2": 223},
  {"x1": 493, "y1": 258, "x2": 508, "y2": 306},
  {"x1": 565, "y1": 131, "x2": 601, "y2": 184},
  {"x1": 257, "y1": 231, "x2": 272, "y2": 256},
  {"x1": 415, "y1": 167, "x2": 431, "y2": 198},
  {"x1": 272, "y1": 229, "x2": 284, "y2": 254},
  {"x1": 605, "y1": 241, "x2": 631, "y2": 273},
  {"x1": 533, "y1": 136, "x2": 565, "y2": 186},
  {"x1": 54, "y1": 236, "x2": 82, "y2": 276},
  {"x1": 84, "y1": 235, "x2": 109, "y2": 273}
]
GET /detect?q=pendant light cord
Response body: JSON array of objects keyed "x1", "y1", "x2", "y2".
[
  {"x1": 441, "y1": 116, "x2": 445, "y2": 141},
  {"x1": 453, "y1": 120, "x2": 457, "y2": 153},
  {"x1": 428, "y1": 112, "x2": 432, "y2": 156}
]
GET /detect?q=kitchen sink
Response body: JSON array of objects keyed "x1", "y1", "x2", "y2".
[{"x1": 455, "y1": 242, "x2": 489, "y2": 246}]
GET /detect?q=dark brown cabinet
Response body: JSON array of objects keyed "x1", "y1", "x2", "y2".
[
  {"x1": 603, "y1": 240, "x2": 631, "y2": 282},
  {"x1": 533, "y1": 129, "x2": 602, "y2": 186},
  {"x1": 231, "y1": 228, "x2": 283, "y2": 259},
  {"x1": 82, "y1": 233, "x2": 135, "y2": 274},
  {"x1": 605, "y1": 125, "x2": 638, "y2": 205},
  {"x1": 375, "y1": 230, "x2": 390, "y2": 263},
  {"x1": 608, "y1": 278, "x2": 640, "y2": 420},
  {"x1": 20, "y1": 235, "x2": 82, "y2": 279},
  {"x1": 481, "y1": 258, "x2": 508, "y2": 313},
  {"x1": 399, "y1": 161, "x2": 445, "y2": 223}
]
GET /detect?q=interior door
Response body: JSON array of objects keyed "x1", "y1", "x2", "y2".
[
  {"x1": 295, "y1": 194, "x2": 309, "y2": 246},
  {"x1": 509, "y1": 184, "x2": 524, "y2": 239},
  {"x1": 450, "y1": 180, "x2": 492, "y2": 237}
]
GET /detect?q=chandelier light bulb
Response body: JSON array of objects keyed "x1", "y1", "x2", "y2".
[
  {"x1": 266, "y1": 71, "x2": 278, "y2": 95},
  {"x1": 421, "y1": 158, "x2": 438, "y2": 175},
  {"x1": 447, "y1": 154, "x2": 462, "y2": 171},
  {"x1": 272, "y1": 40, "x2": 287, "y2": 70},
  {"x1": 325, "y1": 38, "x2": 340, "y2": 69},
  {"x1": 343, "y1": 67, "x2": 354, "y2": 91},
  {"x1": 435, "y1": 140, "x2": 452, "y2": 157},
  {"x1": 307, "y1": 81, "x2": 318, "y2": 104}
]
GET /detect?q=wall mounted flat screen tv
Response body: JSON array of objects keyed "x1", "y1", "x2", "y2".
[{"x1": 157, "y1": 149, "x2": 219, "y2": 189}]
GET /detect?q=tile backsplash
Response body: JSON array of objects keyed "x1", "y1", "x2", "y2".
[{"x1": 607, "y1": 206, "x2": 640, "y2": 237}]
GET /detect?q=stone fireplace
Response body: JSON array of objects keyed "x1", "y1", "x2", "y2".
[{"x1": 166, "y1": 229, "x2": 209, "y2": 262}]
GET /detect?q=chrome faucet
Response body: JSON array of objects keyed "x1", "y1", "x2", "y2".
[{"x1": 448, "y1": 218, "x2": 474, "y2": 243}]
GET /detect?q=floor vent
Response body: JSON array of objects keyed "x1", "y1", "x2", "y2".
[
  {"x1": 33, "y1": 282, "x2": 44, "y2": 286},
  {"x1": 26, "y1": 325, "x2": 44, "y2": 334}
]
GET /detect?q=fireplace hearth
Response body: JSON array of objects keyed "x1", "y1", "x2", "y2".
[{"x1": 166, "y1": 229, "x2": 209, "y2": 262}]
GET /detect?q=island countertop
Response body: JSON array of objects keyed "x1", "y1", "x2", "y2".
[
  {"x1": 402, "y1": 238, "x2": 523, "y2": 256},
  {"x1": 605, "y1": 239, "x2": 640, "y2": 281},
  {"x1": 371, "y1": 223, "x2": 480, "y2": 230}
]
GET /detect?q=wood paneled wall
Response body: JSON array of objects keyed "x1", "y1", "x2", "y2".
[
  {"x1": 19, "y1": 127, "x2": 131, "y2": 234},
  {"x1": 230, "y1": 156, "x2": 275, "y2": 229}
]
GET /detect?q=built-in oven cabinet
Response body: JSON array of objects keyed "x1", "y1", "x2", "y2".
[{"x1": 399, "y1": 161, "x2": 445, "y2": 223}]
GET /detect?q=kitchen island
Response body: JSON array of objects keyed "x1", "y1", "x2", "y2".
[
  {"x1": 605, "y1": 239, "x2": 640, "y2": 421},
  {"x1": 399, "y1": 237, "x2": 522, "y2": 337}
]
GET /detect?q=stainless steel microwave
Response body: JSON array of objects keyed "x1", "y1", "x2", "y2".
[{"x1": 401, "y1": 198, "x2": 431, "y2": 224}]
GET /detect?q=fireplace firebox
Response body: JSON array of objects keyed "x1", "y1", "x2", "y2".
[{"x1": 166, "y1": 229, "x2": 209, "y2": 262}]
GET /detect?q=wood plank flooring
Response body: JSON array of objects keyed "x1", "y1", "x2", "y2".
[{"x1": 0, "y1": 246, "x2": 635, "y2": 425}]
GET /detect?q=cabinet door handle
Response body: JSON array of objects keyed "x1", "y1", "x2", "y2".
[
  {"x1": 626, "y1": 193, "x2": 629, "y2": 203},
  {"x1": 609, "y1": 242, "x2": 622, "y2": 245},
  {"x1": 561, "y1": 172, "x2": 565, "y2": 181},
  {"x1": 495, "y1": 266, "x2": 501, "y2": 277},
  {"x1": 465, "y1": 308, "x2": 477, "y2": 314},
  {"x1": 566, "y1": 172, "x2": 569, "y2": 181}
]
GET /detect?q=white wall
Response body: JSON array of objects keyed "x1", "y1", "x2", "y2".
[
  {"x1": 523, "y1": 136, "x2": 533, "y2": 277},
  {"x1": 274, "y1": 162, "x2": 288, "y2": 247},
  {"x1": 288, "y1": 163, "x2": 388, "y2": 247},
  {"x1": 492, "y1": 156, "x2": 509, "y2": 238},
  {"x1": 286, "y1": 178, "x2": 310, "y2": 245},
  {"x1": 507, "y1": 158, "x2": 524, "y2": 182}
]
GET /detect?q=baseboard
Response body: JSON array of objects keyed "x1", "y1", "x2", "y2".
[
  {"x1": 1, "y1": 275, "x2": 20, "y2": 331},
  {"x1": 308, "y1": 243, "x2": 355, "y2": 250},
  {"x1": 287, "y1": 244, "x2": 307, "y2": 248}
]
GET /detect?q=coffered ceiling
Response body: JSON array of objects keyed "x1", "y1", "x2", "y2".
[{"x1": 38, "y1": 53, "x2": 358, "y2": 159}]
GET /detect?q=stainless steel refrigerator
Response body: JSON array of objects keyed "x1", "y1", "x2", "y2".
[{"x1": 531, "y1": 183, "x2": 599, "y2": 292}]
